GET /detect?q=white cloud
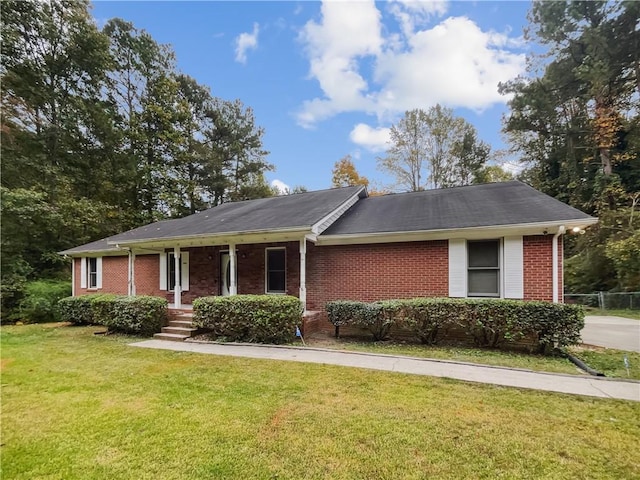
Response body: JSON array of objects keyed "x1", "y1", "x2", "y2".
[
  {"x1": 297, "y1": 0, "x2": 383, "y2": 127},
  {"x1": 389, "y1": 0, "x2": 449, "y2": 37},
  {"x1": 235, "y1": 23, "x2": 259, "y2": 64},
  {"x1": 271, "y1": 179, "x2": 291, "y2": 195},
  {"x1": 374, "y1": 17, "x2": 525, "y2": 112},
  {"x1": 296, "y1": 1, "x2": 525, "y2": 127},
  {"x1": 349, "y1": 123, "x2": 391, "y2": 152}
]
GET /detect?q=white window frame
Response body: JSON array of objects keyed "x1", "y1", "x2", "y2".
[
  {"x1": 81, "y1": 256, "x2": 102, "y2": 290},
  {"x1": 467, "y1": 239, "x2": 502, "y2": 298},
  {"x1": 159, "y1": 251, "x2": 189, "y2": 292},
  {"x1": 265, "y1": 247, "x2": 286, "y2": 294},
  {"x1": 167, "y1": 252, "x2": 181, "y2": 291},
  {"x1": 88, "y1": 257, "x2": 98, "y2": 289}
]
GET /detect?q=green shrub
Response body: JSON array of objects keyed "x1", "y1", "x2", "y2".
[
  {"x1": 57, "y1": 294, "x2": 168, "y2": 335},
  {"x1": 326, "y1": 300, "x2": 393, "y2": 340},
  {"x1": 524, "y1": 302, "x2": 584, "y2": 353},
  {"x1": 326, "y1": 297, "x2": 585, "y2": 352},
  {"x1": 395, "y1": 297, "x2": 454, "y2": 345},
  {"x1": 102, "y1": 296, "x2": 168, "y2": 336},
  {"x1": 14, "y1": 280, "x2": 72, "y2": 324},
  {"x1": 193, "y1": 295, "x2": 303, "y2": 344},
  {"x1": 450, "y1": 299, "x2": 528, "y2": 348},
  {"x1": 88, "y1": 294, "x2": 120, "y2": 326},
  {"x1": 58, "y1": 296, "x2": 95, "y2": 325}
]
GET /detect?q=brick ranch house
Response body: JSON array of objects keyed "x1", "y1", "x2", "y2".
[{"x1": 60, "y1": 181, "x2": 597, "y2": 334}]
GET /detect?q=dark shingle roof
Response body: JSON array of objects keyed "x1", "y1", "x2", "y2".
[
  {"x1": 60, "y1": 186, "x2": 364, "y2": 254},
  {"x1": 60, "y1": 182, "x2": 595, "y2": 255},
  {"x1": 321, "y1": 181, "x2": 594, "y2": 236}
]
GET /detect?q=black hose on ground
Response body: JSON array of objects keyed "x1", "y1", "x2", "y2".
[{"x1": 557, "y1": 348, "x2": 606, "y2": 377}]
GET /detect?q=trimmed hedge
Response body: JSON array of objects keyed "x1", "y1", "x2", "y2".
[
  {"x1": 58, "y1": 296, "x2": 96, "y2": 325},
  {"x1": 58, "y1": 295, "x2": 168, "y2": 336},
  {"x1": 326, "y1": 298, "x2": 585, "y2": 352},
  {"x1": 193, "y1": 295, "x2": 303, "y2": 344},
  {"x1": 325, "y1": 300, "x2": 394, "y2": 340}
]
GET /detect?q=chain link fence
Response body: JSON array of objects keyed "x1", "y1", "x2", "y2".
[{"x1": 564, "y1": 292, "x2": 640, "y2": 310}]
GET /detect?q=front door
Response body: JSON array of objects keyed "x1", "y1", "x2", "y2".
[{"x1": 220, "y1": 252, "x2": 233, "y2": 296}]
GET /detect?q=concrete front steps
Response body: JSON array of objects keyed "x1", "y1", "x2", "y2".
[{"x1": 154, "y1": 312, "x2": 198, "y2": 342}]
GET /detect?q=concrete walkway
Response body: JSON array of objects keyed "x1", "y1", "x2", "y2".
[
  {"x1": 582, "y1": 315, "x2": 640, "y2": 352},
  {"x1": 131, "y1": 340, "x2": 640, "y2": 402}
]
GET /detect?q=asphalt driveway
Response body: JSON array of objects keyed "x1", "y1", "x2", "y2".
[{"x1": 582, "y1": 316, "x2": 640, "y2": 352}]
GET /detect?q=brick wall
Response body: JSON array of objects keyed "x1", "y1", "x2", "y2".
[
  {"x1": 235, "y1": 242, "x2": 300, "y2": 297},
  {"x1": 134, "y1": 254, "x2": 162, "y2": 297},
  {"x1": 74, "y1": 254, "x2": 162, "y2": 297},
  {"x1": 73, "y1": 235, "x2": 564, "y2": 314},
  {"x1": 523, "y1": 235, "x2": 563, "y2": 302},
  {"x1": 306, "y1": 240, "x2": 449, "y2": 310},
  {"x1": 74, "y1": 256, "x2": 128, "y2": 296}
]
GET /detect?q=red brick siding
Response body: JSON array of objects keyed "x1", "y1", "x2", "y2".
[
  {"x1": 523, "y1": 235, "x2": 563, "y2": 302},
  {"x1": 134, "y1": 254, "x2": 162, "y2": 297},
  {"x1": 73, "y1": 235, "x2": 563, "y2": 312},
  {"x1": 306, "y1": 241, "x2": 449, "y2": 310},
  {"x1": 234, "y1": 242, "x2": 300, "y2": 297},
  {"x1": 74, "y1": 255, "x2": 161, "y2": 297},
  {"x1": 74, "y1": 256, "x2": 128, "y2": 296}
]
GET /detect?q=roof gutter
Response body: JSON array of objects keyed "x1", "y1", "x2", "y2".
[{"x1": 317, "y1": 218, "x2": 598, "y2": 246}]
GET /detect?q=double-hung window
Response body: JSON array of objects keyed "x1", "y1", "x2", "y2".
[
  {"x1": 266, "y1": 248, "x2": 286, "y2": 293},
  {"x1": 87, "y1": 257, "x2": 98, "y2": 289},
  {"x1": 80, "y1": 257, "x2": 101, "y2": 290},
  {"x1": 467, "y1": 240, "x2": 500, "y2": 297}
]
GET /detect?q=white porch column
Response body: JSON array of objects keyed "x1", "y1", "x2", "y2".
[
  {"x1": 173, "y1": 246, "x2": 182, "y2": 308},
  {"x1": 552, "y1": 226, "x2": 565, "y2": 303},
  {"x1": 229, "y1": 243, "x2": 237, "y2": 295},
  {"x1": 128, "y1": 249, "x2": 136, "y2": 296},
  {"x1": 299, "y1": 238, "x2": 307, "y2": 311},
  {"x1": 71, "y1": 258, "x2": 76, "y2": 297}
]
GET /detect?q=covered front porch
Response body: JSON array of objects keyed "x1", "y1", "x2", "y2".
[{"x1": 121, "y1": 233, "x2": 313, "y2": 312}]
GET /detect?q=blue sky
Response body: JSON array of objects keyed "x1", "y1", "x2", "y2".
[{"x1": 91, "y1": 1, "x2": 532, "y2": 192}]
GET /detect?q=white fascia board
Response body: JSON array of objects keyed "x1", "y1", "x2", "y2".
[
  {"x1": 310, "y1": 187, "x2": 366, "y2": 235},
  {"x1": 108, "y1": 227, "x2": 313, "y2": 250},
  {"x1": 316, "y1": 218, "x2": 598, "y2": 246},
  {"x1": 60, "y1": 246, "x2": 166, "y2": 258},
  {"x1": 60, "y1": 250, "x2": 126, "y2": 258}
]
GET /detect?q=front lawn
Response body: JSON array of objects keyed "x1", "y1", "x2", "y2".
[
  {"x1": 306, "y1": 336, "x2": 581, "y2": 375},
  {"x1": 2, "y1": 324, "x2": 639, "y2": 479},
  {"x1": 304, "y1": 336, "x2": 640, "y2": 380},
  {"x1": 568, "y1": 345, "x2": 640, "y2": 379}
]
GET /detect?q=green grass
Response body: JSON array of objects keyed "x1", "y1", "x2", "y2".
[
  {"x1": 586, "y1": 308, "x2": 640, "y2": 320},
  {"x1": 2, "y1": 323, "x2": 640, "y2": 479},
  {"x1": 568, "y1": 345, "x2": 640, "y2": 380},
  {"x1": 305, "y1": 336, "x2": 640, "y2": 379},
  {"x1": 308, "y1": 338, "x2": 581, "y2": 375}
]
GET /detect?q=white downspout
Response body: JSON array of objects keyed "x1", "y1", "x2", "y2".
[
  {"x1": 128, "y1": 249, "x2": 136, "y2": 297},
  {"x1": 299, "y1": 238, "x2": 307, "y2": 312},
  {"x1": 552, "y1": 225, "x2": 565, "y2": 303}
]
